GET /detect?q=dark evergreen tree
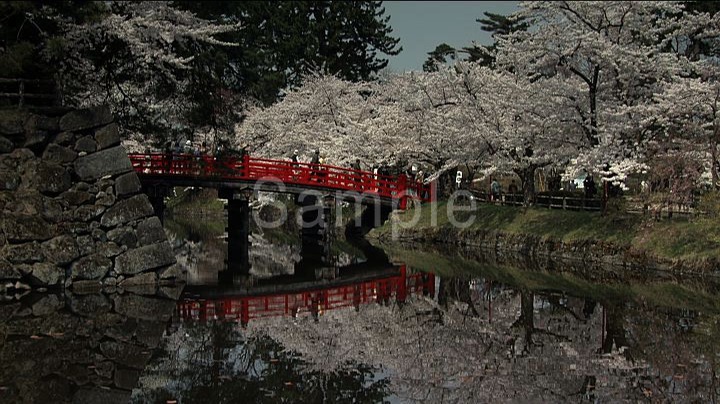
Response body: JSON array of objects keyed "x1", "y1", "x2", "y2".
[
  {"x1": 423, "y1": 11, "x2": 527, "y2": 72},
  {"x1": 173, "y1": 1, "x2": 401, "y2": 108},
  {"x1": 469, "y1": 12, "x2": 528, "y2": 68},
  {"x1": 0, "y1": 1, "x2": 107, "y2": 79},
  {"x1": 422, "y1": 43, "x2": 457, "y2": 72},
  {"x1": 680, "y1": 1, "x2": 720, "y2": 60}
]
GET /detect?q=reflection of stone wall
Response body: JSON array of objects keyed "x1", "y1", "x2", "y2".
[
  {"x1": 0, "y1": 289, "x2": 179, "y2": 403},
  {"x1": 0, "y1": 106, "x2": 178, "y2": 291}
]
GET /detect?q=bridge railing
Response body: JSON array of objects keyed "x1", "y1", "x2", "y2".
[
  {"x1": 128, "y1": 153, "x2": 433, "y2": 205},
  {"x1": 0, "y1": 78, "x2": 59, "y2": 108},
  {"x1": 177, "y1": 267, "x2": 435, "y2": 323}
]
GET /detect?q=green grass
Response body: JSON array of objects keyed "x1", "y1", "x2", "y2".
[
  {"x1": 330, "y1": 238, "x2": 366, "y2": 259},
  {"x1": 166, "y1": 187, "x2": 225, "y2": 214},
  {"x1": 375, "y1": 201, "x2": 720, "y2": 260},
  {"x1": 633, "y1": 219, "x2": 720, "y2": 260},
  {"x1": 261, "y1": 226, "x2": 301, "y2": 246},
  {"x1": 164, "y1": 215, "x2": 225, "y2": 240}
]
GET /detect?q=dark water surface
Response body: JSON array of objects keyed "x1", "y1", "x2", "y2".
[{"x1": 2, "y1": 215, "x2": 719, "y2": 403}]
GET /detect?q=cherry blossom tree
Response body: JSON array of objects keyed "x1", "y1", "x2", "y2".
[
  {"x1": 235, "y1": 66, "x2": 576, "y2": 204},
  {"x1": 235, "y1": 68, "x2": 497, "y2": 200},
  {"x1": 235, "y1": 74, "x2": 391, "y2": 166},
  {"x1": 446, "y1": 62, "x2": 583, "y2": 204},
  {"x1": 42, "y1": 1, "x2": 241, "y2": 143},
  {"x1": 494, "y1": 1, "x2": 686, "y2": 183},
  {"x1": 649, "y1": 70, "x2": 720, "y2": 191},
  {"x1": 233, "y1": 1, "x2": 720, "y2": 204},
  {"x1": 371, "y1": 70, "x2": 493, "y2": 177}
]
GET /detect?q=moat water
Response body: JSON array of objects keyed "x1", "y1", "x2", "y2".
[{"x1": 1, "y1": 214, "x2": 719, "y2": 403}]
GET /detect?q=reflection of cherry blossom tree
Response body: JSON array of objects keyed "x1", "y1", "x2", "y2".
[
  {"x1": 245, "y1": 285, "x2": 663, "y2": 402},
  {"x1": 134, "y1": 323, "x2": 389, "y2": 403}
]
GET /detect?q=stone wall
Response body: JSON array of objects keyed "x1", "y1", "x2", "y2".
[
  {"x1": 0, "y1": 106, "x2": 180, "y2": 292},
  {"x1": 0, "y1": 287, "x2": 180, "y2": 403}
]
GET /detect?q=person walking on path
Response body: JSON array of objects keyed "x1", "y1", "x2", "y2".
[
  {"x1": 507, "y1": 180, "x2": 519, "y2": 204},
  {"x1": 491, "y1": 178, "x2": 501, "y2": 202},
  {"x1": 583, "y1": 173, "x2": 597, "y2": 199}
]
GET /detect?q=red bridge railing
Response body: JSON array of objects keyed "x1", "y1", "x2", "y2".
[
  {"x1": 129, "y1": 153, "x2": 433, "y2": 208},
  {"x1": 177, "y1": 266, "x2": 435, "y2": 325}
]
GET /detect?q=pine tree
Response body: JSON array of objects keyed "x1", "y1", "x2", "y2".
[
  {"x1": 422, "y1": 11, "x2": 527, "y2": 72},
  {"x1": 174, "y1": 1, "x2": 401, "y2": 106}
]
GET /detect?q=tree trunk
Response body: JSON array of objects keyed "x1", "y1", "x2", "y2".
[
  {"x1": 711, "y1": 137, "x2": 719, "y2": 190},
  {"x1": 514, "y1": 166, "x2": 537, "y2": 207},
  {"x1": 588, "y1": 67, "x2": 600, "y2": 147},
  {"x1": 464, "y1": 163, "x2": 476, "y2": 190},
  {"x1": 511, "y1": 290, "x2": 535, "y2": 352},
  {"x1": 434, "y1": 167, "x2": 457, "y2": 200},
  {"x1": 438, "y1": 277, "x2": 478, "y2": 315},
  {"x1": 601, "y1": 303, "x2": 631, "y2": 360}
]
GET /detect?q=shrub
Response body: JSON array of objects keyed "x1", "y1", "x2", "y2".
[{"x1": 697, "y1": 191, "x2": 720, "y2": 218}]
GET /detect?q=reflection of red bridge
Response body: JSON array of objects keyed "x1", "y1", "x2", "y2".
[
  {"x1": 129, "y1": 153, "x2": 433, "y2": 209},
  {"x1": 177, "y1": 266, "x2": 435, "y2": 325}
]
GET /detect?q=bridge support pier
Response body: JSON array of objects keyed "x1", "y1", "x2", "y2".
[
  {"x1": 144, "y1": 185, "x2": 170, "y2": 224},
  {"x1": 345, "y1": 204, "x2": 393, "y2": 239},
  {"x1": 298, "y1": 193, "x2": 335, "y2": 268},
  {"x1": 219, "y1": 188, "x2": 252, "y2": 281}
]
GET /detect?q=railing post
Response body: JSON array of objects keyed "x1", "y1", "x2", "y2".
[
  {"x1": 242, "y1": 153, "x2": 250, "y2": 179},
  {"x1": 397, "y1": 265, "x2": 408, "y2": 303},
  {"x1": 398, "y1": 174, "x2": 407, "y2": 209},
  {"x1": 240, "y1": 299, "x2": 249, "y2": 327}
]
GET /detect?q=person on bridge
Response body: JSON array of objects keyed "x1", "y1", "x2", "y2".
[
  {"x1": 310, "y1": 149, "x2": 321, "y2": 182},
  {"x1": 290, "y1": 149, "x2": 300, "y2": 181},
  {"x1": 163, "y1": 140, "x2": 173, "y2": 174},
  {"x1": 183, "y1": 140, "x2": 193, "y2": 154},
  {"x1": 318, "y1": 156, "x2": 328, "y2": 182},
  {"x1": 311, "y1": 149, "x2": 320, "y2": 165},
  {"x1": 351, "y1": 158, "x2": 362, "y2": 188}
]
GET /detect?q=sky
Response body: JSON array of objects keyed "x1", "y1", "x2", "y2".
[{"x1": 382, "y1": 1, "x2": 520, "y2": 72}]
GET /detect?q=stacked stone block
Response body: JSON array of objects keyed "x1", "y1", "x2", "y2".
[
  {"x1": 0, "y1": 289, "x2": 179, "y2": 403},
  {"x1": 0, "y1": 106, "x2": 179, "y2": 292}
]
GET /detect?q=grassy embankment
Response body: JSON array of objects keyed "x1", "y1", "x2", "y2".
[
  {"x1": 375, "y1": 199, "x2": 720, "y2": 313},
  {"x1": 371, "y1": 200, "x2": 720, "y2": 262},
  {"x1": 166, "y1": 187, "x2": 225, "y2": 216}
]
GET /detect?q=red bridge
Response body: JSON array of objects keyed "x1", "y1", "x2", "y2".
[
  {"x1": 129, "y1": 153, "x2": 433, "y2": 209},
  {"x1": 177, "y1": 265, "x2": 435, "y2": 325}
]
